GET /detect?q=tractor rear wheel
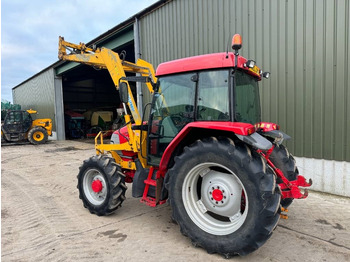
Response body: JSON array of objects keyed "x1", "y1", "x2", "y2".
[
  {"x1": 269, "y1": 144, "x2": 298, "y2": 208},
  {"x1": 167, "y1": 137, "x2": 281, "y2": 257},
  {"x1": 77, "y1": 155, "x2": 127, "y2": 216},
  {"x1": 28, "y1": 127, "x2": 48, "y2": 145}
]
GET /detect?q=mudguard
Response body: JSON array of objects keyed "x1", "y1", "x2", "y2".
[
  {"x1": 263, "y1": 130, "x2": 291, "y2": 145},
  {"x1": 158, "y1": 121, "x2": 272, "y2": 177},
  {"x1": 236, "y1": 132, "x2": 272, "y2": 150},
  {"x1": 264, "y1": 130, "x2": 291, "y2": 140}
]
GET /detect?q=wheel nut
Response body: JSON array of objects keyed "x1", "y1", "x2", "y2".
[
  {"x1": 224, "y1": 196, "x2": 226, "y2": 199},
  {"x1": 216, "y1": 201, "x2": 218, "y2": 204},
  {"x1": 209, "y1": 192, "x2": 212, "y2": 194}
]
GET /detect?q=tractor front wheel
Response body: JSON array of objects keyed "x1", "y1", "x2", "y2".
[
  {"x1": 28, "y1": 127, "x2": 48, "y2": 145},
  {"x1": 167, "y1": 137, "x2": 281, "y2": 257},
  {"x1": 77, "y1": 155, "x2": 127, "y2": 216}
]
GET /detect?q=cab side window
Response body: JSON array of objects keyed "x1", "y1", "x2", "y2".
[{"x1": 196, "y1": 70, "x2": 230, "y2": 121}]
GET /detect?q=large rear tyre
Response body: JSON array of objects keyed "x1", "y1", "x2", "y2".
[
  {"x1": 28, "y1": 127, "x2": 48, "y2": 145},
  {"x1": 77, "y1": 155, "x2": 127, "y2": 216},
  {"x1": 167, "y1": 137, "x2": 281, "y2": 257},
  {"x1": 269, "y1": 144, "x2": 298, "y2": 208}
]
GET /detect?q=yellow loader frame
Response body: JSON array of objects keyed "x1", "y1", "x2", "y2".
[{"x1": 59, "y1": 37, "x2": 157, "y2": 170}]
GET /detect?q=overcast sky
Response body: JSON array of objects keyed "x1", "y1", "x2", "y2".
[{"x1": 1, "y1": 0, "x2": 158, "y2": 102}]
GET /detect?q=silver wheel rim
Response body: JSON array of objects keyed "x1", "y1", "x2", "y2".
[
  {"x1": 182, "y1": 162, "x2": 248, "y2": 235},
  {"x1": 83, "y1": 168, "x2": 107, "y2": 205}
]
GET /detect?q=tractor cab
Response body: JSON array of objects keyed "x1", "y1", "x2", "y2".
[{"x1": 147, "y1": 51, "x2": 264, "y2": 165}]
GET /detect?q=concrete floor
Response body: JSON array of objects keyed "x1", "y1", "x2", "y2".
[{"x1": 1, "y1": 140, "x2": 350, "y2": 261}]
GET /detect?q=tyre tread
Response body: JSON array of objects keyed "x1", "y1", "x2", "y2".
[
  {"x1": 27, "y1": 126, "x2": 48, "y2": 145},
  {"x1": 168, "y1": 137, "x2": 280, "y2": 257},
  {"x1": 269, "y1": 144, "x2": 299, "y2": 207},
  {"x1": 77, "y1": 155, "x2": 127, "y2": 216}
]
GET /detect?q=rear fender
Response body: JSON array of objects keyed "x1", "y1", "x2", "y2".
[
  {"x1": 158, "y1": 121, "x2": 272, "y2": 177},
  {"x1": 235, "y1": 132, "x2": 272, "y2": 150}
]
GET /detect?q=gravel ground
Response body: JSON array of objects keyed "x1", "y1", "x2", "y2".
[{"x1": 1, "y1": 140, "x2": 350, "y2": 261}]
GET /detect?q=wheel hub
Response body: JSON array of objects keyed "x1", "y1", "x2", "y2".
[
  {"x1": 33, "y1": 131, "x2": 44, "y2": 141},
  {"x1": 208, "y1": 184, "x2": 229, "y2": 206},
  {"x1": 183, "y1": 163, "x2": 249, "y2": 236},
  {"x1": 91, "y1": 179, "x2": 103, "y2": 193},
  {"x1": 201, "y1": 169, "x2": 243, "y2": 217},
  {"x1": 212, "y1": 188, "x2": 224, "y2": 201},
  {"x1": 83, "y1": 169, "x2": 107, "y2": 205}
]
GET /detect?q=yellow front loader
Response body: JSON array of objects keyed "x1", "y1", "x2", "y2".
[{"x1": 59, "y1": 37, "x2": 156, "y2": 169}]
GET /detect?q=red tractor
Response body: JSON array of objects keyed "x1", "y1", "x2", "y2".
[{"x1": 59, "y1": 34, "x2": 311, "y2": 257}]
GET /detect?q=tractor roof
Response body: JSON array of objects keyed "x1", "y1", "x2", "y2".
[{"x1": 156, "y1": 52, "x2": 261, "y2": 79}]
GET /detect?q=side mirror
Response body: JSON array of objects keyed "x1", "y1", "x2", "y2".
[{"x1": 119, "y1": 82, "x2": 129, "y2": 103}]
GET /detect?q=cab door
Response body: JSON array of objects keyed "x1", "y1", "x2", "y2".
[{"x1": 147, "y1": 73, "x2": 196, "y2": 165}]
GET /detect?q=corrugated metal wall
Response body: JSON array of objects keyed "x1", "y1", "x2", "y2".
[
  {"x1": 12, "y1": 68, "x2": 56, "y2": 130},
  {"x1": 140, "y1": 0, "x2": 350, "y2": 162}
]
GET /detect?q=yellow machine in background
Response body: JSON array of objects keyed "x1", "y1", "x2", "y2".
[{"x1": 1, "y1": 109, "x2": 52, "y2": 145}]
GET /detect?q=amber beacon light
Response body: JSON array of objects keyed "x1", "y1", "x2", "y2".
[{"x1": 232, "y1": 34, "x2": 242, "y2": 50}]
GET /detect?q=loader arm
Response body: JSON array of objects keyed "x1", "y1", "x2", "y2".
[{"x1": 58, "y1": 36, "x2": 157, "y2": 126}]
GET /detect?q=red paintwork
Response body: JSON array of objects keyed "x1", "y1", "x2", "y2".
[
  {"x1": 123, "y1": 170, "x2": 135, "y2": 183},
  {"x1": 113, "y1": 126, "x2": 137, "y2": 157},
  {"x1": 115, "y1": 126, "x2": 129, "y2": 144},
  {"x1": 180, "y1": 121, "x2": 255, "y2": 136},
  {"x1": 142, "y1": 167, "x2": 156, "y2": 204},
  {"x1": 140, "y1": 167, "x2": 167, "y2": 207},
  {"x1": 212, "y1": 189, "x2": 224, "y2": 201},
  {"x1": 158, "y1": 121, "x2": 256, "y2": 177},
  {"x1": 91, "y1": 180, "x2": 102, "y2": 193},
  {"x1": 259, "y1": 147, "x2": 311, "y2": 200},
  {"x1": 156, "y1": 52, "x2": 261, "y2": 79},
  {"x1": 141, "y1": 197, "x2": 167, "y2": 207},
  {"x1": 279, "y1": 175, "x2": 313, "y2": 190},
  {"x1": 280, "y1": 183, "x2": 309, "y2": 199}
]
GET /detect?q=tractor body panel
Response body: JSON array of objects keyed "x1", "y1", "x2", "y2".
[
  {"x1": 156, "y1": 52, "x2": 261, "y2": 80},
  {"x1": 157, "y1": 121, "x2": 272, "y2": 177}
]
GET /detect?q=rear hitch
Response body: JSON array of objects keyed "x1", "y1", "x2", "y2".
[
  {"x1": 258, "y1": 147, "x2": 312, "y2": 201},
  {"x1": 279, "y1": 175, "x2": 312, "y2": 199}
]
